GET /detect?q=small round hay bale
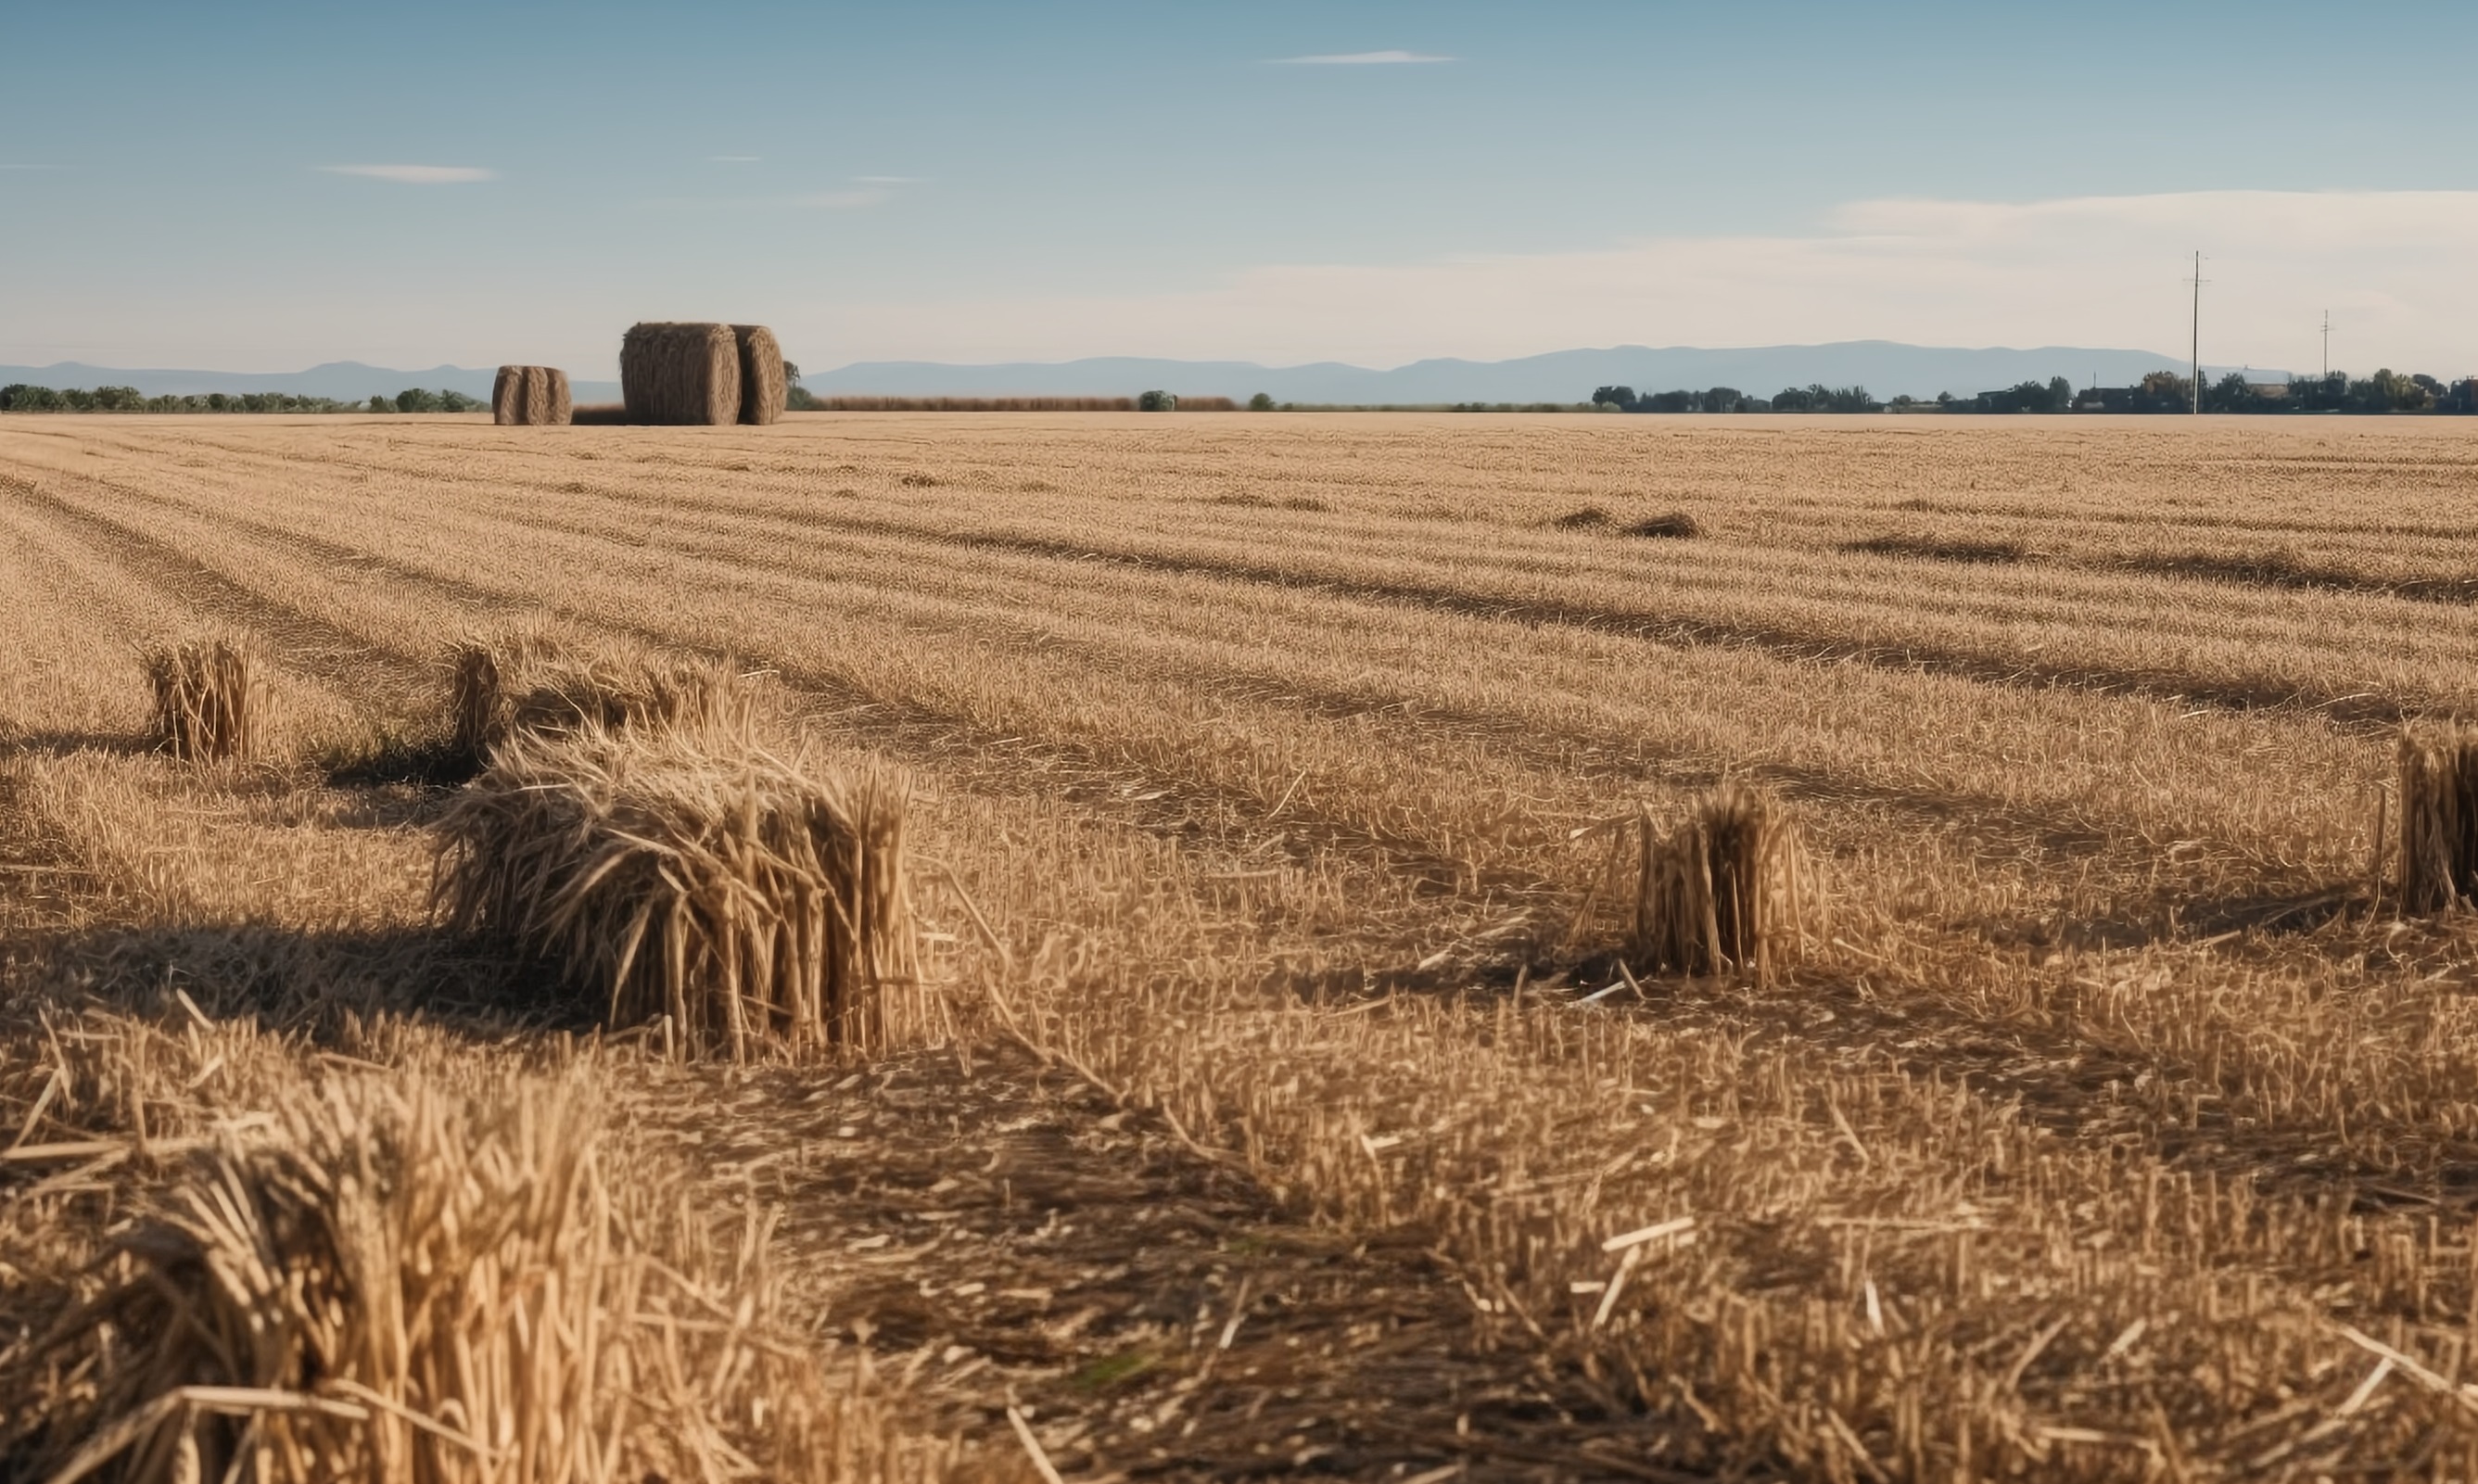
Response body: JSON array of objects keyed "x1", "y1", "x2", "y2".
[{"x1": 492, "y1": 366, "x2": 574, "y2": 426}]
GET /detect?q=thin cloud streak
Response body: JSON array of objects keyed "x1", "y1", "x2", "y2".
[
  {"x1": 811, "y1": 191, "x2": 2478, "y2": 373},
  {"x1": 1274, "y1": 49, "x2": 1452, "y2": 65},
  {"x1": 316, "y1": 164, "x2": 496, "y2": 184}
]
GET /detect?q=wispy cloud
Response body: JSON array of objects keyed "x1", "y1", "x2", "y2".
[
  {"x1": 1273, "y1": 49, "x2": 1452, "y2": 65},
  {"x1": 316, "y1": 164, "x2": 496, "y2": 184},
  {"x1": 815, "y1": 191, "x2": 2478, "y2": 374}
]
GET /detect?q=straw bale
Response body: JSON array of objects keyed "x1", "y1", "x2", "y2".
[
  {"x1": 568, "y1": 401, "x2": 629, "y2": 425},
  {"x1": 142, "y1": 638, "x2": 261, "y2": 763},
  {"x1": 731, "y1": 323, "x2": 786, "y2": 425},
  {"x1": 619, "y1": 322, "x2": 741, "y2": 425},
  {"x1": 445, "y1": 634, "x2": 760, "y2": 770},
  {"x1": 1623, "y1": 783, "x2": 1819, "y2": 983},
  {"x1": 491, "y1": 364, "x2": 573, "y2": 425},
  {"x1": 2396, "y1": 725, "x2": 2478, "y2": 912},
  {"x1": 434, "y1": 723, "x2": 931, "y2": 1059}
]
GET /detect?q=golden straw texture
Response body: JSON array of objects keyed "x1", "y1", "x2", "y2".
[
  {"x1": 433, "y1": 724, "x2": 929, "y2": 1059},
  {"x1": 2397, "y1": 725, "x2": 2478, "y2": 913},
  {"x1": 731, "y1": 324, "x2": 786, "y2": 426},
  {"x1": 445, "y1": 637, "x2": 758, "y2": 770},
  {"x1": 141, "y1": 638, "x2": 260, "y2": 764},
  {"x1": 1624, "y1": 783, "x2": 1819, "y2": 983},
  {"x1": 618, "y1": 323, "x2": 741, "y2": 426},
  {"x1": 490, "y1": 366, "x2": 573, "y2": 426}
]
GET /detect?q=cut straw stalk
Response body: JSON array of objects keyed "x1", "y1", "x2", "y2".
[
  {"x1": 141, "y1": 638, "x2": 260, "y2": 764},
  {"x1": 2396, "y1": 725, "x2": 2478, "y2": 913},
  {"x1": 433, "y1": 722, "x2": 931, "y2": 1059},
  {"x1": 1624, "y1": 783, "x2": 1819, "y2": 983}
]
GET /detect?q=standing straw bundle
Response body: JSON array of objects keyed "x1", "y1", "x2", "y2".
[
  {"x1": 490, "y1": 365, "x2": 573, "y2": 425},
  {"x1": 142, "y1": 638, "x2": 261, "y2": 763},
  {"x1": 1621, "y1": 783, "x2": 1818, "y2": 983},
  {"x1": 619, "y1": 322, "x2": 741, "y2": 425},
  {"x1": 433, "y1": 723, "x2": 930, "y2": 1059},
  {"x1": 731, "y1": 323, "x2": 786, "y2": 425},
  {"x1": 2395, "y1": 726, "x2": 2478, "y2": 912}
]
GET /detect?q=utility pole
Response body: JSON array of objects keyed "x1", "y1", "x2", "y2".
[
  {"x1": 2188, "y1": 250, "x2": 2206, "y2": 414},
  {"x1": 2321, "y1": 311, "x2": 2331, "y2": 380}
]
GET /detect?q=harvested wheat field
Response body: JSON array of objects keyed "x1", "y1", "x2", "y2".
[{"x1": 9, "y1": 411, "x2": 2478, "y2": 1479}]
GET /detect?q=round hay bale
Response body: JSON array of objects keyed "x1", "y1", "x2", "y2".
[
  {"x1": 492, "y1": 366, "x2": 573, "y2": 426},
  {"x1": 731, "y1": 324, "x2": 786, "y2": 426},
  {"x1": 619, "y1": 323, "x2": 741, "y2": 426}
]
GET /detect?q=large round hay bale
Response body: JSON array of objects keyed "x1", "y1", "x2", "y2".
[
  {"x1": 618, "y1": 323, "x2": 741, "y2": 426},
  {"x1": 492, "y1": 365, "x2": 573, "y2": 426},
  {"x1": 731, "y1": 324, "x2": 786, "y2": 425}
]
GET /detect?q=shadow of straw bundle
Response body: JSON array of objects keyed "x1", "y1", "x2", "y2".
[
  {"x1": 447, "y1": 636, "x2": 759, "y2": 771},
  {"x1": 142, "y1": 638, "x2": 260, "y2": 763},
  {"x1": 434, "y1": 723, "x2": 929, "y2": 1059},
  {"x1": 2396, "y1": 726, "x2": 2478, "y2": 913},
  {"x1": 21, "y1": 1073, "x2": 968, "y2": 1483},
  {"x1": 1619, "y1": 784, "x2": 1820, "y2": 983}
]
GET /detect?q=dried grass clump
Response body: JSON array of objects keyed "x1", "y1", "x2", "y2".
[
  {"x1": 446, "y1": 636, "x2": 761, "y2": 770},
  {"x1": 1624, "y1": 512, "x2": 1702, "y2": 539},
  {"x1": 619, "y1": 322, "x2": 741, "y2": 426},
  {"x1": 2395, "y1": 726, "x2": 2478, "y2": 913},
  {"x1": 434, "y1": 724, "x2": 930, "y2": 1059},
  {"x1": 490, "y1": 364, "x2": 573, "y2": 426},
  {"x1": 142, "y1": 638, "x2": 261, "y2": 763},
  {"x1": 731, "y1": 323, "x2": 785, "y2": 426},
  {"x1": 9, "y1": 1071, "x2": 969, "y2": 1483},
  {"x1": 1619, "y1": 784, "x2": 1819, "y2": 982},
  {"x1": 1553, "y1": 505, "x2": 1612, "y2": 530}
]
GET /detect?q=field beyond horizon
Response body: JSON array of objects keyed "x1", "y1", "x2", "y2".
[{"x1": 8, "y1": 412, "x2": 2478, "y2": 1480}]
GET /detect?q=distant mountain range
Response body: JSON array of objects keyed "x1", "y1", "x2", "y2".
[{"x1": 0, "y1": 341, "x2": 2281, "y2": 407}]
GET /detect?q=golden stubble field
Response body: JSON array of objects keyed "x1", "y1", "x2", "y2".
[{"x1": 6, "y1": 411, "x2": 2478, "y2": 1480}]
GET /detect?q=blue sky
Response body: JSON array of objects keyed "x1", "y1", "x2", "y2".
[{"x1": 5, "y1": 1, "x2": 2475, "y2": 374}]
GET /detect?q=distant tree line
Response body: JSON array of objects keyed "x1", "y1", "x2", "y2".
[
  {"x1": 1593, "y1": 384, "x2": 1884, "y2": 413},
  {"x1": 1593, "y1": 370, "x2": 2478, "y2": 414},
  {"x1": 1, "y1": 384, "x2": 483, "y2": 414}
]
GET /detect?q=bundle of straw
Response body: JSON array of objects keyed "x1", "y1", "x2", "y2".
[
  {"x1": 34, "y1": 1077, "x2": 611, "y2": 1482},
  {"x1": 1623, "y1": 784, "x2": 1818, "y2": 983},
  {"x1": 618, "y1": 322, "x2": 741, "y2": 425},
  {"x1": 731, "y1": 323, "x2": 786, "y2": 426},
  {"x1": 142, "y1": 638, "x2": 260, "y2": 763},
  {"x1": 489, "y1": 365, "x2": 573, "y2": 425},
  {"x1": 2396, "y1": 726, "x2": 2478, "y2": 912},
  {"x1": 433, "y1": 724, "x2": 929, "y2": 1059},
  {"x1": 445, "y1": 636, "x2": 757, "y2": 771}
]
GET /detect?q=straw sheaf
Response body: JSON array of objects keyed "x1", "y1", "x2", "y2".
[
  {"x1": 1620, "y1": 783, "x2": 1820, "y2": 983},
  {"x1": 2395, "y1": 725, "x2": 2478, "y2": 913},
  {"x1": 731, "y1": 324, "x2": 786, "y2": 426},
  {"x1": 141, "y1": 638, "x2": 261, "y2": 764},
  {"x1": 17, "y1": 1071, "x2": 968, "y2": 1483},
  {"x1": 490, "y1": 365, "x2": 573, "y2": 426},
  {"x1": 432, "y1": 723, "x2": 932, "y2": 1060},
  {"x1": 618, "y1": 322, "x2": 741, "y2": 426},
  {"x1": 446, "y1": 637, "x2": 760, "y2": 770}
]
